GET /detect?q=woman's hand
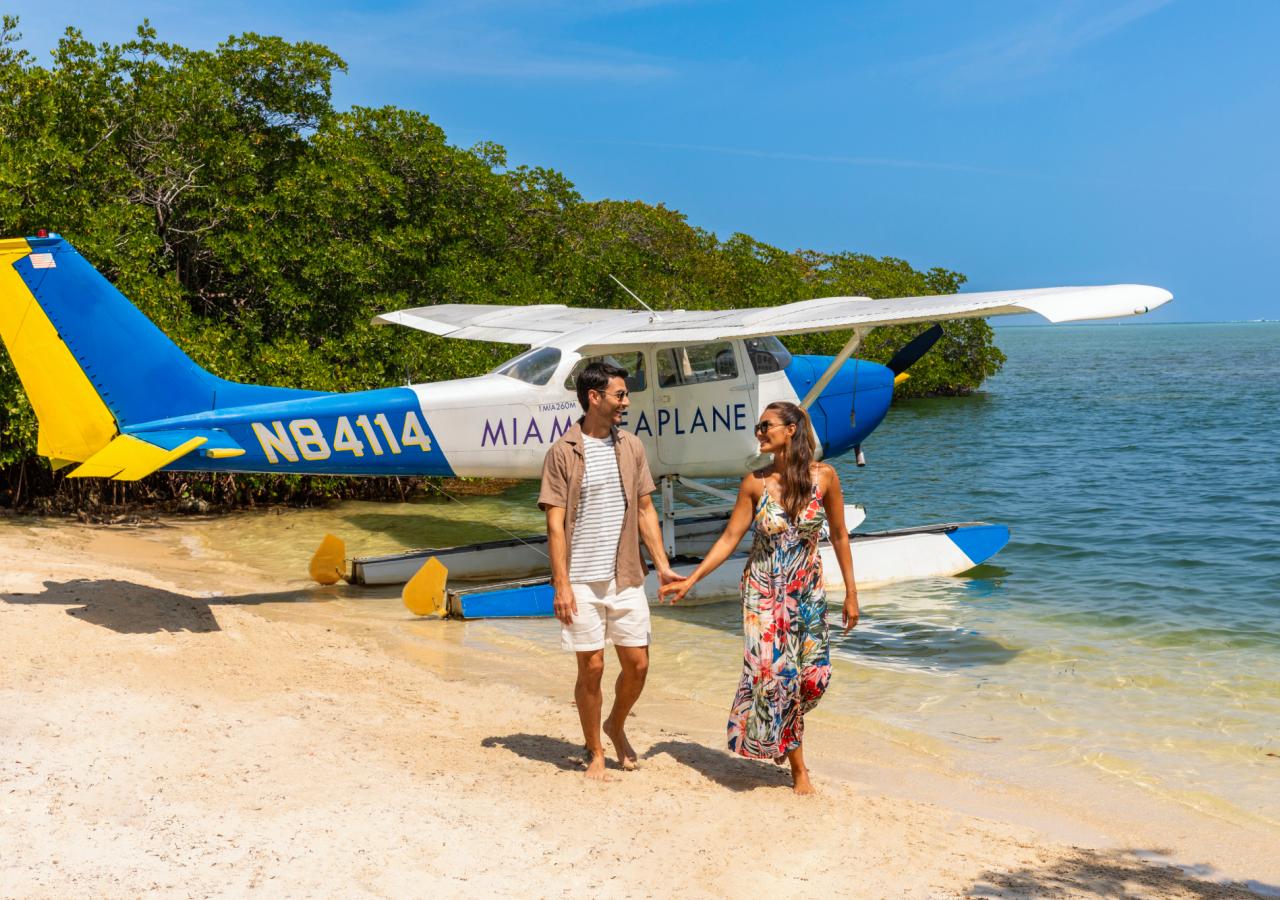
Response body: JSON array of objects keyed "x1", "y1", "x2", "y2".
[
  {"x1": 841, "y1": 591, "x2": 860, "y2": 633},
  {"x1": 659, "y1": 578, "x2": 694, "y2": 605}
]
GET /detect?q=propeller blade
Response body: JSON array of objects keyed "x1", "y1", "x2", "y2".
[{"x1": 886, "y1": 324, "x2": 944, "y2": 376}]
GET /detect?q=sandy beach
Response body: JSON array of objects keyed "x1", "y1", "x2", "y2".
[{"x1": 1, "y1": 516, "x2": 1276, "y2": 899}]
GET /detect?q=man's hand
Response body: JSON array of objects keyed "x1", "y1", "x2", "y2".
[
  {"x1": 659, "y1": 578, "x2": 693, "y2": 605},
  {"x1": 657, "y1": 566, "x2": 681, "y2": 586},
  {"x1": 841, "y1": 591, "x2": 860, "y2": 633},
  {"x1": 553, "y1": 586, "x2": 577, "y2": 625}
]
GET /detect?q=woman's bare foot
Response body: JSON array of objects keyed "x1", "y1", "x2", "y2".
[
  {"x1": 787, "y1": 746, "x2": 815, "y2": 794},
  {"x1": 584, "y1": 749, "x2": 611, "y2": 781},
  {"x1": 602, "y1": 718, "x2": 638, "y2": 771},
  {"x1": 790, "y1": 766, "x2": 816, "y2": 795}
]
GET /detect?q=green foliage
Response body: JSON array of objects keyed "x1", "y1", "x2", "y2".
[{"x1": 0, "y1": 18, "x2": 1004, "y2": 507}]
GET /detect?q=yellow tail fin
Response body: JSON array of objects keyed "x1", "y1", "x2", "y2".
[{"x1": 0, "y1": 238, "x2": 117, "y2": 464}]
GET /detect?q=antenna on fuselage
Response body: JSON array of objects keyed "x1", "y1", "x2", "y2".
[{"x1": 608, "y1": 274, "x2": 663, "y2": 323}]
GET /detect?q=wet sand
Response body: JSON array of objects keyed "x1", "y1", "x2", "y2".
[{"x1": 1, "y1": 517, "x2": 1276, "y2": 898}]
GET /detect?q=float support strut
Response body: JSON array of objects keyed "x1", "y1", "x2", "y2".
[
  {"x1": 660, "y1": 475, "x2": 677, "y2": 560},
  {"x1": 674, "y1": 476, "x2": 736, "y2": 504}
]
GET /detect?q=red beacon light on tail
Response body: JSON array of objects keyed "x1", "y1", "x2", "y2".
[{"x1": 34, "y1": 228, "x2": 48, "y2": 238}]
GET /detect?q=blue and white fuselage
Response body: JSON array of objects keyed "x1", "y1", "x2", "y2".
[{"x1": 162, "y1": 346, "x2": 892, "y2": 480}]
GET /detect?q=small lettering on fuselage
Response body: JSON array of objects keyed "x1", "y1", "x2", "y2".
[
  {"x1": 478, "y1": 402, "x2": 749, "y2": 448},
  {"x1": 250, "y1": 411, "x2": 432, "y2": 464}
]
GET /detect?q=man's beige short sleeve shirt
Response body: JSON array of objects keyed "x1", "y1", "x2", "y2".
[{"x1": 538, "y1": 421, "x2": 657, "y2": 589}]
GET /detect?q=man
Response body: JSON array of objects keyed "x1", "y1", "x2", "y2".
[{"x1": 538, "y1": 361, "x2": 677, "y2": 780}]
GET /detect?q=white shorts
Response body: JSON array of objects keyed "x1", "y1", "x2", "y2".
[{"x1": 561, "y1": 579, "x2": 651, "y2": 652}]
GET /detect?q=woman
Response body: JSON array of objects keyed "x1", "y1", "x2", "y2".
[{"x1": 660, "y1": 401, "x2": 858, "y2": 794}]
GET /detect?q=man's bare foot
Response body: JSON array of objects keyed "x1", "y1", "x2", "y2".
[
  {"x1": 584, "y1": 750, "x2": 611, "y2": 781},
  {"x1": 602, "y1": 717, "x2": 638, "y2": 771},
  {"x1": 791, "y1": 766, "x2": 816, "y2": 795}
]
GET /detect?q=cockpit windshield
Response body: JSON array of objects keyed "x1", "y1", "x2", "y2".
[{"x1": 492, "y1": 346, "x2": 562, "y2": 385}]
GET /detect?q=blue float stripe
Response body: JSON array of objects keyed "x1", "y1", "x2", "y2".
[
  {"x1": 946, "y1": 524, "x2": 1011, "y2": 567},
  {"x1": 457, "y1": 582, "x2": 555, "y2": 619}
]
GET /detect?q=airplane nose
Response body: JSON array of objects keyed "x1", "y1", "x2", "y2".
[{"x1": 786, "y1": 355, "x2": 894, "y2": 461}]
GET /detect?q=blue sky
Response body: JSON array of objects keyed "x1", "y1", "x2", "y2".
[{"x1": 9, "y1": 1, "x2": 1279, "y2": 321}]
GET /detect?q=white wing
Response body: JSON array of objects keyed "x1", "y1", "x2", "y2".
[
  {"x1": 372, "y1": 304, "x2": 634, "y2": 346},
  {"x1": 374, "y1": 284, "x2": 1171, "y2": 352}
]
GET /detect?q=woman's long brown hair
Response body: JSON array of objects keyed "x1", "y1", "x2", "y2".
[{"x1": 765, "y1": 401, "x2": 817, "y2": 520}]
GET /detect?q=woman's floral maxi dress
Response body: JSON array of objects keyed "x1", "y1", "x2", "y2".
[{"x1": 727, "y1": 484, "x2": 832, "y2": 759}]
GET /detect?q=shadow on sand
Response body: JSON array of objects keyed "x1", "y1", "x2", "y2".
[
  {"x1": 969, "y1": 847, "x2": 1277, "y2": 899},
  {"x1": 480, "y1": 733, "x2": 589, "y2": 772},
  {"x1": 1, "y1": 578, "x2": 321, "y2": 635},
  {"x1": 642, "y1": 739, "x2": 792, "y2": 791},
  {"x1": 481, "y1": 733, "x2": 794, "y2": 789}
]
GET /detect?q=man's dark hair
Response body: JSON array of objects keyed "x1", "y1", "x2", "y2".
[{"x1": 576, "y1": 361, "x2": 628, "y2": 410}]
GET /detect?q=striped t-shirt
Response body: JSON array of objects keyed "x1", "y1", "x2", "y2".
[{"x1": 569, "y1": 434, "x2": 626, "y2": 583}]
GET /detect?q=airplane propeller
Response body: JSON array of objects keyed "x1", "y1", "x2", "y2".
[
  {"x1": 886, "y1": 324, "x2": 944, "y2": 381},
  {"x1": 849, "y1": 324, "x2": 943, "y2": 465}
]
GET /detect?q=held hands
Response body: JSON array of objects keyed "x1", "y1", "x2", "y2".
[
  {"x1": 659, "y1": 577, "x2": 694, "y2": 605},
  {"x1": 655, "y1": 566, "x2": 685, "y2": 604},
  {"x1": 841, "y1": 590, "x2": 860, "y2": 633}
]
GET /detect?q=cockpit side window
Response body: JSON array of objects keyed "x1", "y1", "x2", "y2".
[
  {"x1": 656, "y1": 341, "x2": 739, "y2": 388},
  {"x1": 492, "y1": 346, "x2": 562, "y2": 385},
  {"x1": 563, "y1": 352, "x2": 647, "y2": 393},
  {"x1": 744, "y1": 336, "x2": 792, "y2": 374}
]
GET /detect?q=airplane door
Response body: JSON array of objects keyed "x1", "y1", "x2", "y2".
[
  {"x1": 653, "y1": 340, "x2": 756, "y2": 471},
  {"x1": 564, "y1": 350, "x2": 657, "y2": 462}
]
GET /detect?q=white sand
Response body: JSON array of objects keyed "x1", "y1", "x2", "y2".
[{"x1": 1, "y1": 519, "x2": 1275, "y2": 898}]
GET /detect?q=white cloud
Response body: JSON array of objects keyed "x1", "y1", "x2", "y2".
[
  {"x1": 905, "y1": 0, "x2": 1174, "y2": 92},
  {"x1": 5, "y1": 0, "x2": 681, "y2": 83}
]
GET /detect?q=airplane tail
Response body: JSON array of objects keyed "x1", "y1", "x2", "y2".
[{"x1": 0, "y1": 233, "x2": 317, "y2": 479}]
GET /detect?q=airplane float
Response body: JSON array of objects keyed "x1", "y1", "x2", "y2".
[{"x1": 0, "y1": 233, "x2": 1171, "y2": 617}]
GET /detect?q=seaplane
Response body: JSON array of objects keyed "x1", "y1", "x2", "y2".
[{"x1": 0, "y1": 232, "x2": 1171, "y2": 617}]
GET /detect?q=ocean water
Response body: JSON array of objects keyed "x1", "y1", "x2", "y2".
[{"x1": 205, "y1": 322, "x2": 1279, "y2": 826}]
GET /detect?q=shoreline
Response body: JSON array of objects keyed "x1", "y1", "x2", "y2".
[
  {"x1": 2, "y1": 518, "x2": 1276, "y2": 897},
  {"x1": 0, "y1": 474, "x2": 523, "y2": 520}
]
